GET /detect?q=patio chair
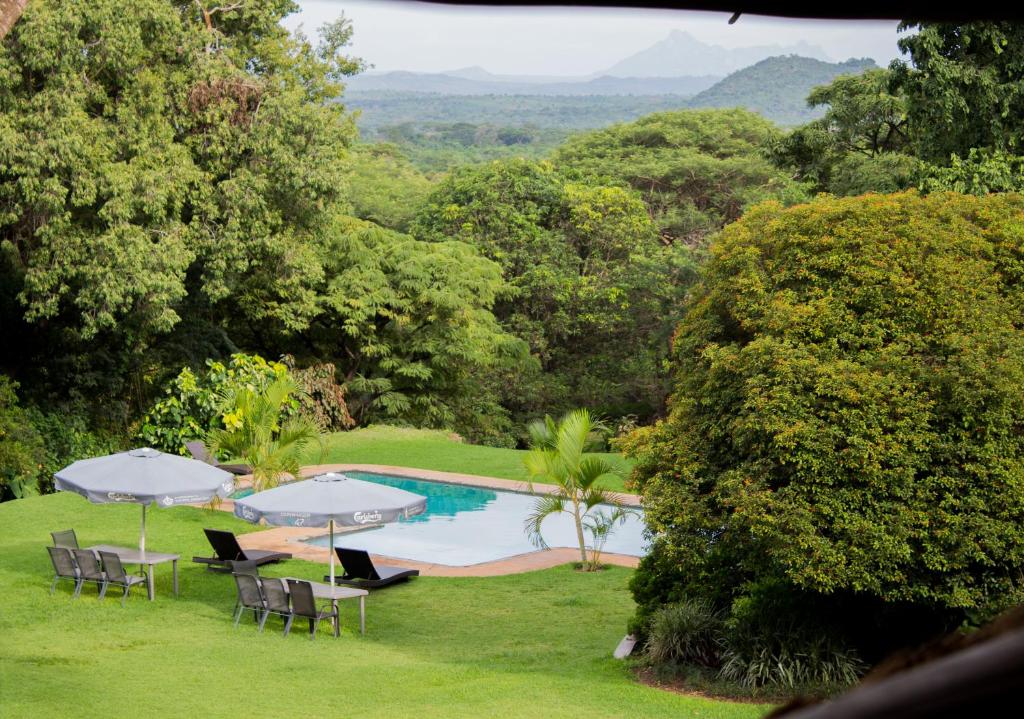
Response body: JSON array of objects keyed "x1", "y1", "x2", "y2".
[
  {"x1": 258, "y1": 578, "x2": 293, "y2": 634},
  {"x1": 72, "y1": 548, "x2": 107, "y2": 598},
  {"x1": 231, "y1": 572, "x2": 266, "y2": 627},
  {"x1": 98, "y1": 551, "x2": 148, "y2": 607},
  {"x1": 324, "y1": 547, "x2": 419, "y2": 589},
  {"x1": 47, "y1": 546, "x2": 81, "y2": 597},
  {"x1": 287, "y1": 579, "x2": 338, "y2": 639},
  {"x1": 193, "y1": 528, "x2": 292, "y2": 572},
  {"x1": 185, "y1": 441, "x2": 252, "y2": 476},
  {"x1": 51, "y1": 529, "x2": 79, "y2": 549}
]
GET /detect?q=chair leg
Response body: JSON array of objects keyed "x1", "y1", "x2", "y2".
[
  {"x1": 121, "y1": 584, "x2": 130, "y2": 607},
  {"x1": 310, "y1": 618, "x2": 318, "y2": 640},
  {"x1": 258, "y1": 611, "x2": 269, "y2": 633},
  {"x1": 73, "y1": 579, "x2": 84, "y2": 599},
  {"x1": 283, "y1": 615, "x2": 294, "y2": 637},
  {"x1": 50, "y1": 575, "x2": 58, "y2": 594},
  {"x1": 98, "y1": 581, "x2": 108, "y2": 600},
  {"x1": 233, "y1": 604, "x2": 244, "y2": 627}
]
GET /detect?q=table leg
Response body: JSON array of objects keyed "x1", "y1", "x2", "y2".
[
  {"x1": 360, "y1": 596, "x2": 365, "y2": 636},
  {"x1": 333, "y1": 600, "x2": 340, "y2": 638},
  {"x1": 172, "y1": 559, "x2": 179, "y2": 597},
  {"x1": 147, "y1": 564, "x2": 155, "y2": 601}
]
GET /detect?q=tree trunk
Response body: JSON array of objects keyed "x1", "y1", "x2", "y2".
[
  {"x1": 573, "y1": 500, "x2": 588, "y2": 566},
  {"x1": 0, "y1": 0, "x2": 28, "y2": 41}
]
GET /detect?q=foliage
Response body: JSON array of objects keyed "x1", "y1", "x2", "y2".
[
  {"x1": 347, "y1": 143, "x2": 434, "y2": 231},
  {"x1": 0, "y1": 0, "x2": 360, "y2": 400},
  {"x1": 555, "y1": 109, "x2": 806, "y2": 246},
  {"x1": 207, "y1": 374, "x2": 321, "y2": 491},
  {"x1": 891, "y1": 22, "x2": 1024, "y2": 165},
  {"x1": 645, "y1": 598, "x2": 723, "y2": 667},
  {"x1": 919, "y1": 148, "x2": 1024, "y2": 194},
  {"x1": 0, "y1": 375, "x2": 45, "y2": 499},
  {"x1": 282, "y1": 355, "x2": 354, "y2": 432},
  {"x1": 717, "y1": 583, "x2": 865, "y2": 689},
  {"x1": 414, "y1": 159, "x2": 692, "y2": 426},
  {"x1": 302, "y1": 217, "x2": 524, "y2": 439},
  {"x1": 626, "y1": 191, "x2": 1024, "y2": 656},
  {"x1": 138, "y1": 353, "x2": 290, "y2": 455},
  {"x1": 523, "y1": 409, "x2": 625, "y2": 570},
  {"x1": 25, "y1": 405, "x2": 125, "y2": 495},
  {"x1": 686, "y1": 56, "x2": 877, "y2": 127},
  {"x1": 768, "y1": 69, "x2": 917, "y2": 195}
]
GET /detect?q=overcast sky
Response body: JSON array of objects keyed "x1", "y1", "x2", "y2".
[{"x1": 286, "y1": 1, "x2": 907, "y2": 76}]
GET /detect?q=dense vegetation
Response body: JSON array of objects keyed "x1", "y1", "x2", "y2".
[{"x1": 623, "y1": 191, "x2": 1024, "y2": 686}]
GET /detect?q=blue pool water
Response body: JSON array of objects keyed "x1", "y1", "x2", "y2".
[{"x1": 301, "y1": 471, "x2": 648, "y2": 566}]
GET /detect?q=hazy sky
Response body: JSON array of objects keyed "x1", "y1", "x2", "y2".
[{"x1": 286, "y1": 1, "x2": 906, "y2": 76}]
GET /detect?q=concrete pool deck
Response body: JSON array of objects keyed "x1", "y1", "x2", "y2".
[{"x1": 218, "y1": 463, "x2": 642, "y2": 577}]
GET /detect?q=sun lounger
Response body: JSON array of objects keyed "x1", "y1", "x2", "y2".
[
  {"x1": 185, "y1": 441, "x2": 252, "y2": 476},
  {"x1": 323, "y1": 547, "x2": 419, "y2": 588},
  {"x1": 193, "y1": 528, "x2": 291, "y2": 572}
]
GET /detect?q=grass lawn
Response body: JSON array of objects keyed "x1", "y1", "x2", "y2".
[
  {"x1": 0, "y1": 493, "x2": 765, "y2": 719},
  {"x1": 307, "y1": 425, "x2": 636, "y2": 493}
]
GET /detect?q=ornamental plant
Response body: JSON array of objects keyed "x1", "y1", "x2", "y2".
[{"x1": 625, "y1": 191, "x2": 1024, "y2": 658}]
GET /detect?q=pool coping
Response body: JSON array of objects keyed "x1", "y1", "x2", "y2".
[{"x1": 220, "y1": 463, "x2": 643, "y2": 577}]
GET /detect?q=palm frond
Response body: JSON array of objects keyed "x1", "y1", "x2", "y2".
[{"x1": 523, "y1": 494, "x2": 566, "y2": 549}]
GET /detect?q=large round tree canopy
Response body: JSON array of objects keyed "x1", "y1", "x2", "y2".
[{"x1": 628, "y1": 190, "x2": 1024, "y2": 616}]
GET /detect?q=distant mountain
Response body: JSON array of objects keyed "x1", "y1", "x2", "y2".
[
  {"x1": 687, "y1": 55, "x2": 876, "y2": 126},
  {"x1": 346, "y1": 71, "x2": 721, "y2": 97},
  {"x1": 605, "y1": 29, "x2": 832, "y2": 78}
]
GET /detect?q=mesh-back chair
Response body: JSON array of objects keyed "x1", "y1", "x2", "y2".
[
  {"x1": 228, "y1": 559, "x2": 260, "y2": 576},
  {"x1": 51, "y1": 529, "x2": 79, "y2": 549},
  {"x1": 47, "y1": 546, "x2": 81, "y2": 597},
  {"x1": 259, "y1": 578, "x2": 293, "y2": 634},
  {"x1": 287, "y1": 579, "x2": 338, "y2": 639},
  {"x1": 72, "y1": 548, "x2": 107, "y2": 598},
  {"x1": 99, "y1": 551, "x2": 147, "y2": 606},
  {"x1": 231, "y1": 572, "x2": 265, "y2": 627}
]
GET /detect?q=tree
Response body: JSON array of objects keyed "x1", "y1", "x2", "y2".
[
  {"x1": 554, "y1": 108, "x2": 806, "y2": 246},
  {"x1": 0, "y1": 374, "x2": 45, "y2": 499},
  {"x1": 0, "y1": 0, "x2": 361, "y2": 402},
  {"x1": 890, "y1": 22, "x2": 1024, "y2": 165},
  {"x1": 0, "y1": 0, "x2": 27, "y2": 40},
  {"x1": 207, "y1": 374, "x2": 321, "y2": 491},
  {"x1": 414, "y1": 159, "x2": 692, "y2": 428},
  {"x1": 347, "y1": 143, "x2": 433, "y2": 232},
  {"x1": 624, "y1": 191, "x2": 1024, "y2": 657},
  {"x1": 768, "y1": 69, "x2": 917, "y2": 195},
  {"x1": 523, "y1": 409, "x2": 626, "y2": 570}
]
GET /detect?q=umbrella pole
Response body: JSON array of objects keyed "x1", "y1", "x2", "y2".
[
  {"x1": 329, "y1": 519, "x2": 335, "y2": 585},
  {"x1": 140, "y1": 503, "x2": 146, "y2": 554}
]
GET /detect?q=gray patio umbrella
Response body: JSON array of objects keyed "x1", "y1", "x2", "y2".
[
  {"x1": 55, "y1": 447, "x2": 235, "y2": 553},
  {"x1": 233, "y1": 472, "x2": 427, "y2": 584}
]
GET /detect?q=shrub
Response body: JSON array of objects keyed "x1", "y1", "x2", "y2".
[
  {"x1": 0, "y1": 376, "x2": 45, "y2": 499},
  {"x1": 138, "y1": 354, "x2": 294, "y2": 455},
  {"x1": 626, "y1": 191, "x2": 1024, "y2": 658},
  {"x1": 645, "y1": 598, "x2": 723, "y2": 667}
]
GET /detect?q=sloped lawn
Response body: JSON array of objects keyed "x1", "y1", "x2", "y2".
[{"x1": 0, "y1": 492, "x2": 763, "y2": 719}]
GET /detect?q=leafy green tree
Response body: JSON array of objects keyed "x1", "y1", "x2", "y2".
[
  {"x1": 347, "y1": 143, "x2": 434, "y2": 232},
  {"x1": 414, "y1": 159, "x2": 691, "y2": 427},
  {"x1": 624, "y1": 191, "x2": 1024, "y2": 655},
  {"x1": 523, "y1": 409, "x2": 626, "y2": 570},
  {"x1": 554, "y1": 108, "x2": 806, "y2": 246},
  {"x1": 0, "y1": 0, "x2": 360, "y2": 401},
  {"x1": 768, "y1": 69, "x2": 917, "y2": 195},
  {"x1": 891, "y1": 22, "x2": 1024, "y2": 165},
  {"x1": 207, "y1": 374, "x2": 321, "y2": 491}
]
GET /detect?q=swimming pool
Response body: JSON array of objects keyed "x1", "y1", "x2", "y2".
[{"x1": 300, "y1": 471, "x2": 648, "y2": 566}]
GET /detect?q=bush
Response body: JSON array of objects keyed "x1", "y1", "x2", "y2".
[
  {"x1": 138, "y1": 354, "x2": 295, "y2": 455},
  {"x1": 26, "y1": 407, "x2": 124, "y2": 495},
  {"x1": 645, "y1": 598, "x2": 722, "y2": 667},
  {"x1": 0, "y1": 376, "x2": 45, "y2": 499},
  {"x1": 626, "y1": 191, "x2": 1024, "y2": 660}
]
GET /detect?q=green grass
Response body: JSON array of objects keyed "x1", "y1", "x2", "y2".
[
  {"x1": 307, "y1": 425, "x2": 636, "y2": 493},
  {"x1": 0, "y1": 493, "x2": 766, "y2": 719}
]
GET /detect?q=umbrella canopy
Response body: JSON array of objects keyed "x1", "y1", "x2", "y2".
[
  {"x1": 55, "y1": 447, "x2": 235, "y2": 552},
  {"x1": 233, "y1": 471, "x2": 426, "y2": 583}
]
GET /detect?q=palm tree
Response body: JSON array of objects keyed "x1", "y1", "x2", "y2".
[
  {"x1": 206, "y1": 375, "x2": 322, "y2": 492},
  {"x1": 522, "y1": 409, "x2": 626, "y2": 570}
]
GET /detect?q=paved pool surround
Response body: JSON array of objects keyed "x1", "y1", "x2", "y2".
[{"x1": 214, "y1": 464, "x2": 642, "y2": 577}]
